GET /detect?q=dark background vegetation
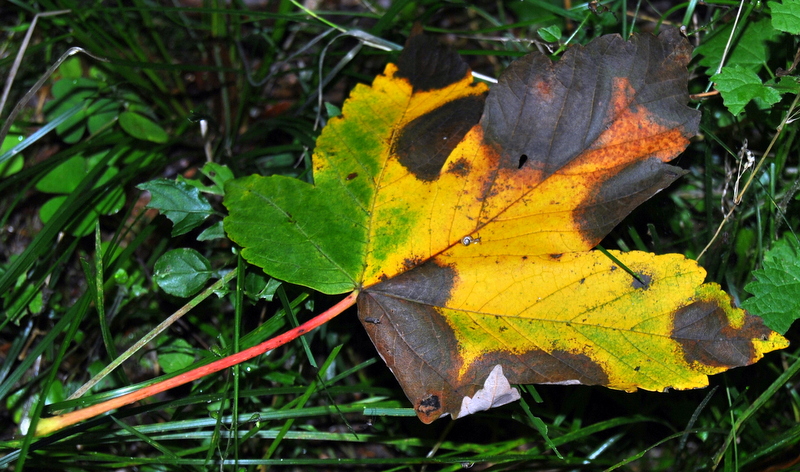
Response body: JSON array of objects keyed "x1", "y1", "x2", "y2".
[{"x1": 1, "y1": 0, "x2": 799, "y2": 470}]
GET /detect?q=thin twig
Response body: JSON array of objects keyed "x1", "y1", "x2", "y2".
[
  {"x1": 34, "y1": 291, "x2": 359, "y2": 436},
  {"x1": 697, "y1": 93, "x2": 800, "y2": 260},
  {"x1": 715, "y1": 0, "x2": 746, "y2": 76},
  {"x1": 736, "y1": 93, "x2": 800, "y2": 204},
  {"x1": 63, "y1": 271, "x2": 236, "y2": 404},
  {"x1": 689, "y1": 90, "x2": 720, "y2": 100},
  {"x1": 0, "y1": 47, "x2": 109, "y2": 147},
  {"x1": 0, "y1": 10, "x2": 71, "y2": 117}
]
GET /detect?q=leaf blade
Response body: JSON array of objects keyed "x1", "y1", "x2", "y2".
[
  {"x1": 713, "y1": 65, "x2": 783, "y2": 115},
  {"x1": 224, "y1": 175, "x2": 365, "y2": 294},
  {"x1": 360, "y1": 250, "x2": 787, "y2": 422},
  {"x1": 743, "y1": 237, "x2": 800, "y2": 334},
  {"x1": 223, "y1": 29, "x2": 789, "y2": 423},
  {"x1": 771, "y1": 0, "x2": 800, "y2": 34},
  {"x1": 138, "y1": 179, "x2": 213, "y2": 237},
  {"x1": 154, "y1": 248, "x2": 212, "y2": 297}
]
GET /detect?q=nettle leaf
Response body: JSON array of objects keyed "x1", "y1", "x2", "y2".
[
  {"x1": 694, "y1": 18, "x2": 780, "y2": 73},
  {"x1": 743, "y1": 237, "x2": 800, "y2": 334},
  {"x1": 713, "y1": 65, "x2": 784, "y2": 115},
  {"x1": 772, "y1": 0, "x2": 800, "y2": 34},
  {"x1": 138, "y1": 179, "x2": 214, "y2": 236},
  {"x1": 224, "y1": 30, "x2": 788, "y2": 423}
]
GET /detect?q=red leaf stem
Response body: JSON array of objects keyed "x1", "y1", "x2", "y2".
[{"x1": 34, "y1": 290, "x2": 359, "y2": 436}]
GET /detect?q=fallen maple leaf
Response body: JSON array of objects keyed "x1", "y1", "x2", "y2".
[{"x1": 223, "y1": 28, "x2": 788, "y2": 423}]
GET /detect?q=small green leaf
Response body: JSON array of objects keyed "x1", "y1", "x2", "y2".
[
  {"x1": 324, "y1": 102, "x2": 341, "y2": 119},
  {"x1": 119, "y1": 111, "x2": 169, "y2": 143},
  {"x1": 33, "y1": 198, "x2": 64, "y2": 232},
  {"x1": 137, "y1": 179, "x2": 214, "y2": 236},
  {"x1": 57, "y1": 56, "x2": 83, "y2": 79},
  {"x1": 200, "y1": 162, "x2": 234, "y2": 194},
  {"x1": 771, "y1": 0, "x2": 800, "y2": 34},
  {"x1": 47, "y1": 83, "x2": 94, "y2": 137},
  {"x1": 0, "y1": 132, "x2": 25, "y2": 178},
  {"x1": 55, "y1": 108, "x2": 89, "y2": 143},
  {"x1": 244, "y1": 273, "x2": 282, "y2": 302},
  {"x1": 3, "y1": 270, "x2": 44, "y2": 321},
  {"x1": 179, "y1": 162, "x2": 234, "y2": 195},
  {"x1": 87, "y1": 360, "x2": 119, "y2": 392},
  {"x1": 157, "y1": 337, "x2": 196, "y2": 373},
  {"x1": 154, "y1": 248, "x2": 212, "y2": 297},
  {"x1": 742, "y1": 237, "x2": 800, "y2": 334},
  {"x1": 122, "y1": 91, "x2": 154, "y2": 115},
  {"x1": 6, "y1": 381, "x2": 64, "y2": 425},
  {"x1": 36, "y1": 155, "x2": 85, "y2": 194},
  {"x1": 537, "y1": 25, "x2": 562, "y2": 43},
  {"x1": 197, "y1": 221, "x2": 225, "y2": 241},
  {"x1": 51, "y1": 77, "x2": 98, "y2": 100},
  {"x1": 113, "y1": 268, "x2": 129, "y2": 285},
  {"x1": 263, "y1": 371, "x2": 297, "y2": 385},
  {"x1": 39, "y1": 195, "x2": 105, "y2": 237},
  {"x1": 122, "y1": 147, "x2": 159, "y2": 166},
  {"x1": 87, "y1": 98, "x2": 120, "y2": 135},
  {"x1": 45, "y1": 79, "x2": 101, "y2": 144},
  {"x1": 713, "y1": 65, "x2": 783, "y2": 115},
  {"x1": 35, "y1": 154, "x2": 126, "y2": 235},
  {"x1": 92, "y1": 167, "x2": 127, "y2": 215}
]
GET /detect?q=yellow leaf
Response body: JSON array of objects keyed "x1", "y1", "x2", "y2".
[
  {"x1": 225, "y1": 29, "x2": 789, "y2": 423},
  {"x1": 361, "y1": 250, "x2": 787, "y2": 422}
]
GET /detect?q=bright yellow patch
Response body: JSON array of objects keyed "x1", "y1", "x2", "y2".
[
  {"x1": 435, "y1": 249, "x2": 785, "y2": 391},
  {"x1": 360, "y1": 65, "x2": 489, "y2": 286}
]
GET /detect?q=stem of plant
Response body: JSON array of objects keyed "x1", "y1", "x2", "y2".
[{"x1": 34, "y1": 290, "x2": 359, "y2": 437}]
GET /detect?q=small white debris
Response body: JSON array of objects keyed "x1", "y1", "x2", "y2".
[{"x1": 457, "y1": 365, "x2": 521, "y2": 418}]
